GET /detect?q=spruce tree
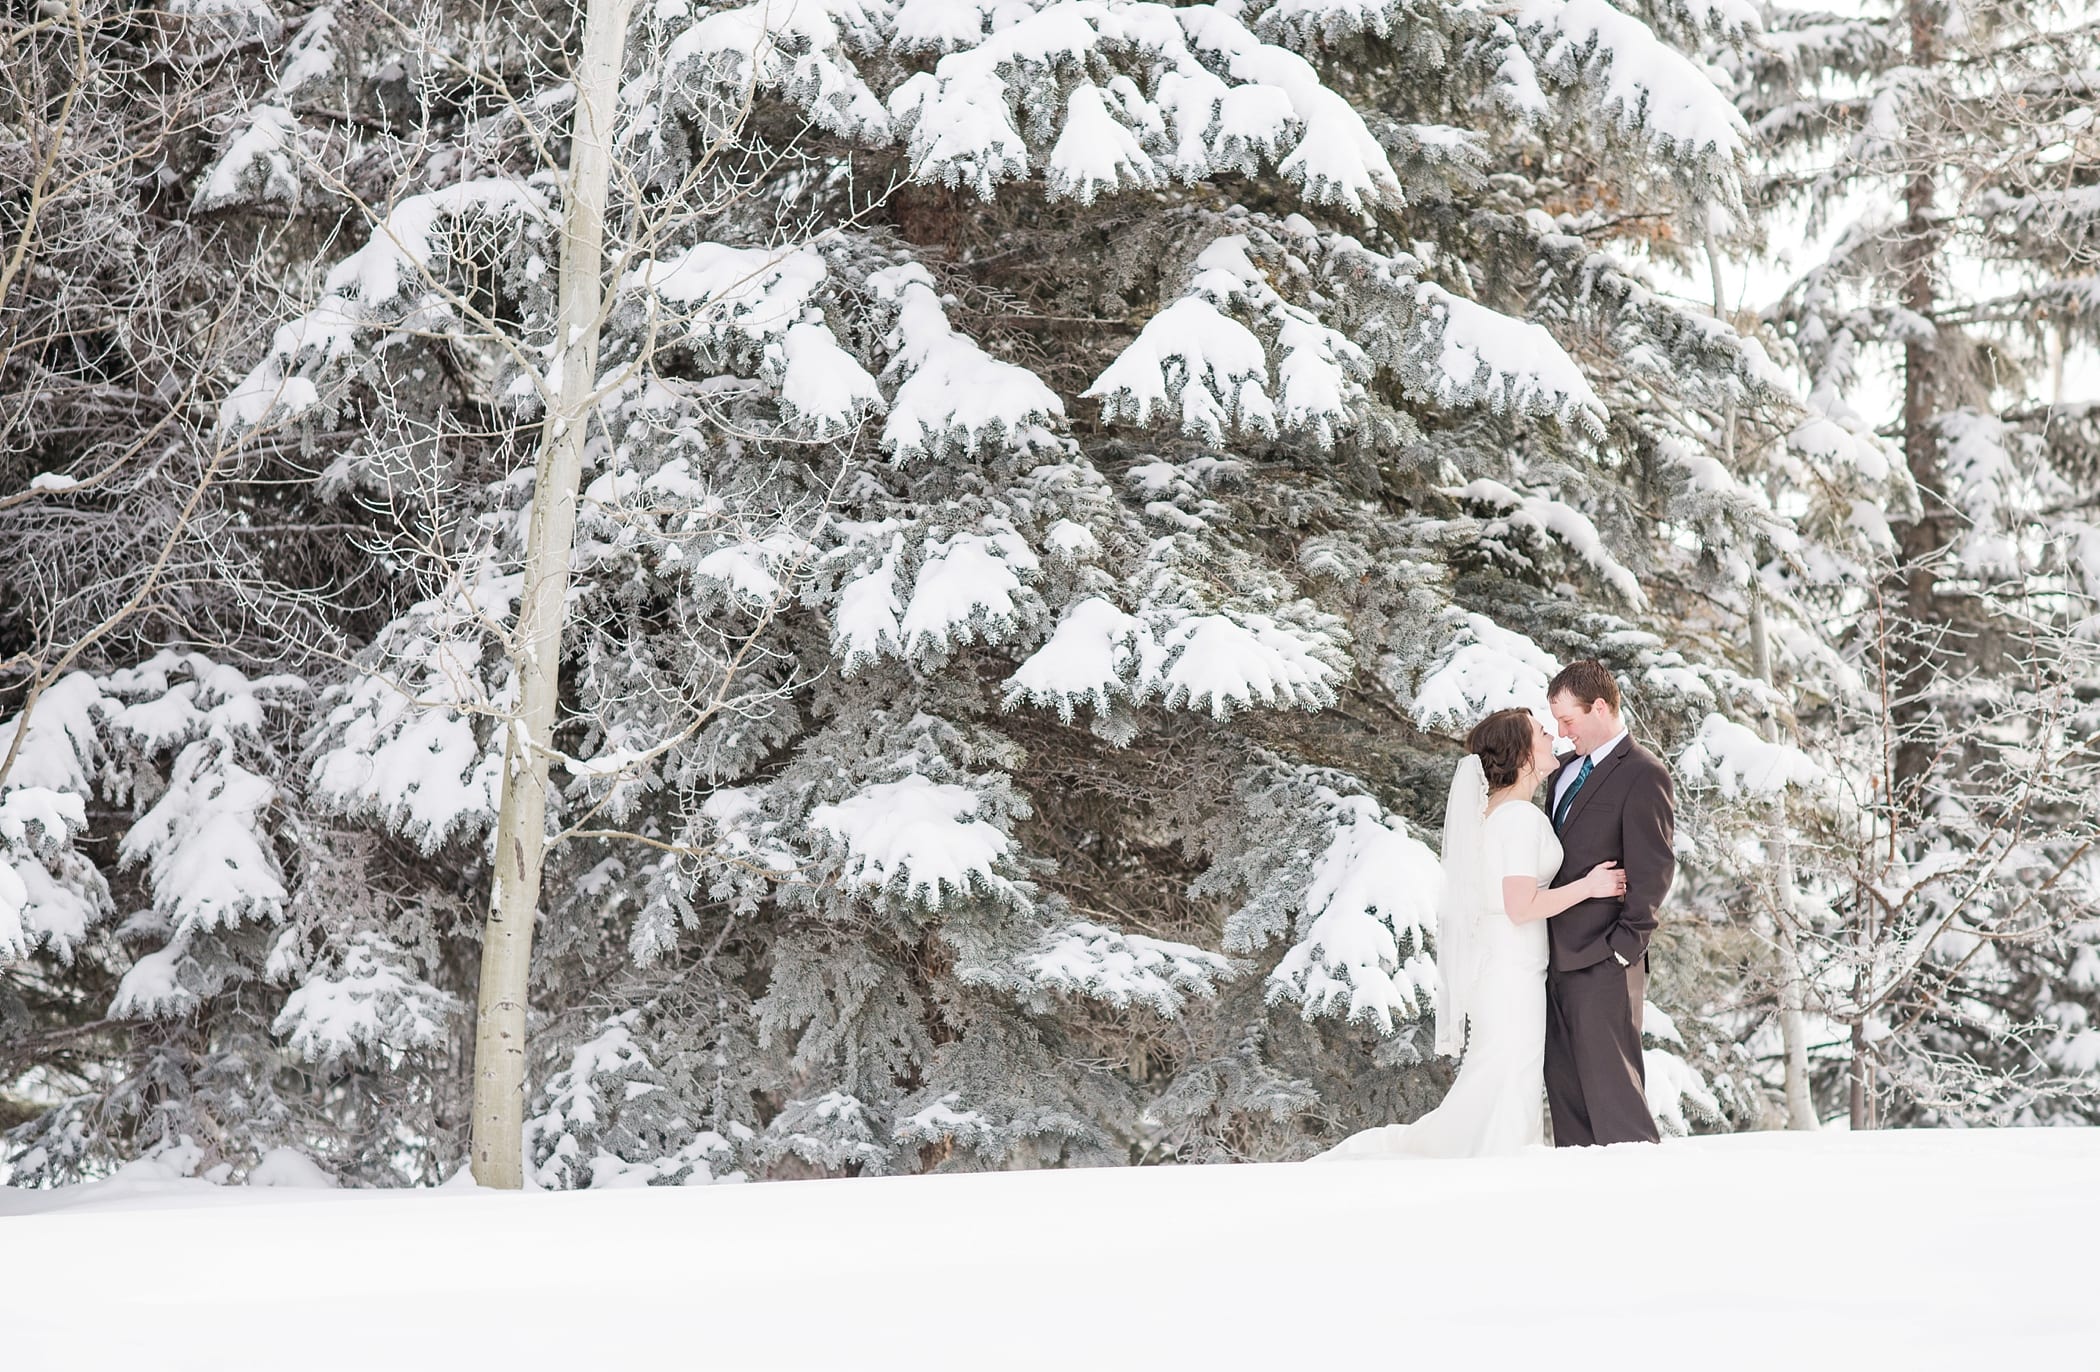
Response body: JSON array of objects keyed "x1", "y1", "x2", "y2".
[{"x1": 2, "y1": 0, "x2": 1897, "y2": 1181}]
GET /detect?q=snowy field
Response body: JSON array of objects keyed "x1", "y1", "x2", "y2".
[{"x1": 3, "y1": 1129, "x2": 2093, "y2": 1371}]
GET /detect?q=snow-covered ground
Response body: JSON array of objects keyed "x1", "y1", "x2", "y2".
[{"x1": 3, "y1": 1129, "x2": 2092, "y2": 1370}]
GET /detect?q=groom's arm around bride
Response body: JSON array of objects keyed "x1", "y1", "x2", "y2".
[{"x1": 1541, "y1": 661, "x2": 1675, "y2": 1147}]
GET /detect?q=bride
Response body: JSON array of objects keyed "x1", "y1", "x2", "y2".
[{"x1": 1321, "y1": 708, "x2": 1625, "y2": 1159}]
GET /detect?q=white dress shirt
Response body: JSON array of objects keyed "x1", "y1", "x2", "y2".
[{"x1": 1554, "y1": 727, "x2": 1627, "y2": 810}]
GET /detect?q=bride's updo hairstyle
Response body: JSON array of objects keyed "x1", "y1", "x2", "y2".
[{"x1": 1466, "y1": 708, "x2": 1536, "y2": 791}]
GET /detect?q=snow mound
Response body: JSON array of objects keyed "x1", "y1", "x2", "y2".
[{"x1": 245, "y1": 1148, "x2": 338, "y2": 1189}]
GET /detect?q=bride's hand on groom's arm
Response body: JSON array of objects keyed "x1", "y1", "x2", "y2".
[
  {"x1": 1501, "y1": 863, "x2": 1624, "y2": 925},
  {"x1": 1579, "y1": 861, "x2": 1627, "y2": 901}
]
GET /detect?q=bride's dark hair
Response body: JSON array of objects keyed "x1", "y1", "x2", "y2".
[{"x1": 1466, "y1": 708, "x2": 1537, "y2": 791}]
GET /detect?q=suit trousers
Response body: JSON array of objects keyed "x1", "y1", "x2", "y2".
[{"x1": 1545, "y1": 957, "x2": 1661, "y2": 1147}]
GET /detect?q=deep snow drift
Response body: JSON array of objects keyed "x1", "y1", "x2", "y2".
[{"x1": 3, "y1": 1128, "x2": 2091, "y2": 1370}]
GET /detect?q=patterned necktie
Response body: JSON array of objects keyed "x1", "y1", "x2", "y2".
[{"x1": 1553, "y1": 754, "x2": 1595, "y2": 832}]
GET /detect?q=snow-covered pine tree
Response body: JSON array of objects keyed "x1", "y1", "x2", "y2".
[
  {"x1": 6, "y1": 0, "x2": 859, "y2": 1184},
  {"x1": 1735, "y1": 0, "x2": 2100, "y2": 1125},
  {"x1": 5, "y1": 0, "x2": 1880, "y2": 1182},
  {"x1": 396, "y1": 0, "x2": 1820, "y2": 1170},
  {"x1": 0, "y1": 0, "x2": 447, "y2": 1177},
  {"x1": 0, "y1": 655, "x2": 423, "y2": 1181},
  {"x1": 0, "y1": 0, "x2": 592, "y2": 1181}
]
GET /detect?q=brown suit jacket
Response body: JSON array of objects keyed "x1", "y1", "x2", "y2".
[{"x1": 1545, "y1": 739, "x2": 1675, "y2": 973}]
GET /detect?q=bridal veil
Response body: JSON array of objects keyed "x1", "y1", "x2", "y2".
[{"x1": 1433, "y1": 754, "x2": 1491, "y2": 1059}]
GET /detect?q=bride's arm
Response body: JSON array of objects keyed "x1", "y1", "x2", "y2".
[{"x1": 1502, "y1": 865, "x2": 1622, "y2": 926}]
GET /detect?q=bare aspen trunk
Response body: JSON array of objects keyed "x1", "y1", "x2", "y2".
[
  {"x1": 1841, "y1": 0, "x2": 1939, "y2": 1135},
  {"x1": 1749, "y1": 592, "x2": 1818, "y2": 1130},
  {"x1": 1772, "y1": 862, "x2": 1818, "y2": 1128},
  {"x1": 1707, "y1": 229, "x2": 1817, "y2": 1130},
  {"x1": 1849, "y1": 1017, "x2": 1869, "y2": 1130},
  {"x1": 469, "y1": 0, "x2": 633, "y2": 1188},
  {"x1": 1891, "y1": 0, "x2": 1941, "y2": 796}
]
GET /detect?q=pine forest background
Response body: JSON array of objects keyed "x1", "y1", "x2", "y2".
[{"x1": 4, "y1": 0, "x2": 2099, "y2": 1188}]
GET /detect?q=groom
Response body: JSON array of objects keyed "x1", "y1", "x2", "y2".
[{"x1": 1543, "y1": 661, "x2": 1673, "y2": 1147}]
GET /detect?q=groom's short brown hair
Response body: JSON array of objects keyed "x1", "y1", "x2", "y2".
[{"x1": 1548, "y1": 659, "x2": 1621, "y2": 712}]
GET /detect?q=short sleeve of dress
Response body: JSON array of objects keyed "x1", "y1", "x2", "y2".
[{"x1": 1485, "y1": 806, "x2": 1545, "y2": 884}]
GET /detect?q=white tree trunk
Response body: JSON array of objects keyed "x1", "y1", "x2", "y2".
[
  {"x1": 1749, "y1": 591, "x2": 1819, "y2": 1131},
  {"x1": 469, "y1": 0, "x2": 633, "y2": 1189},
  {"x1": 1707, "y1": 228, "x2": 1817, "y2": 1130}
]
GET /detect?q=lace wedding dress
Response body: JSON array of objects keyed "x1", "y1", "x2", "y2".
[{"x1": 1318, "y1": 759, "x2": 1562, "y2": 1160}]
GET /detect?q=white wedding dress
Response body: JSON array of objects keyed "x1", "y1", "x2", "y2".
[{"x1": 1319, "y1": 763, "x2": 1562, "y2": 1160}]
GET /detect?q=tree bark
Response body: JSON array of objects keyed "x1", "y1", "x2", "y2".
[
  {"x1": 1707, "y1": 227, "x2": 1817, "y2": 1130},
  {"x1": 1849, "y1": 1015, "x2": 1873, "y2": 1130},
  {"x1": 1750, "y1": 591, "x2": 1818, "y2": 1130},
  {"x1": 1891, "y1": 0, "x2": 1942, "y2": 796},
  {"x1": 468, "y1": 0, "x2": 632, "y2": 1189}
]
